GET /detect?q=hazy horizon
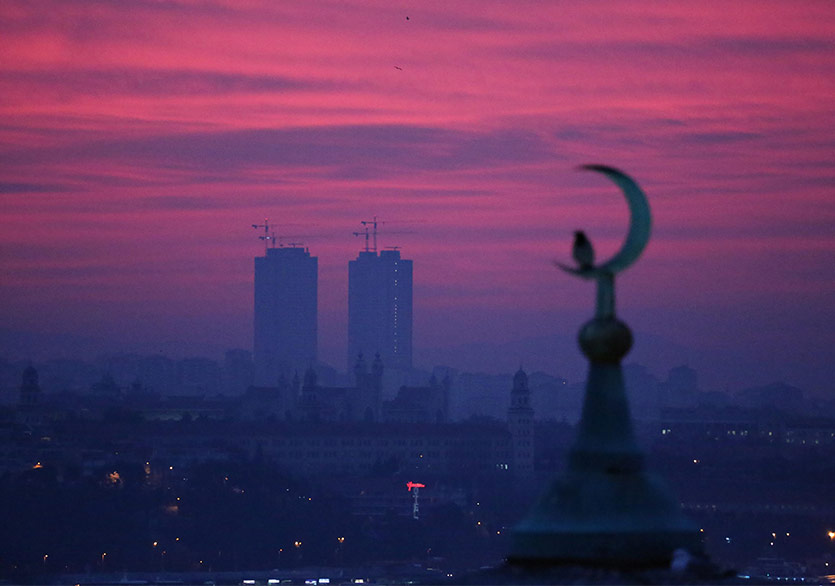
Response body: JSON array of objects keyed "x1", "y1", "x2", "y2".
[{"x1": 2, "y1": 2, "x2": 833, "y2": 395}]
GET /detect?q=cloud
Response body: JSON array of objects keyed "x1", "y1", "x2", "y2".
[
  {"x1": 5, "y1": 125, "x2": 557, "y2": 182},
  {"x1": 680, "y1": 131, "x2": 761, "y2": 145},
  {"x1": 1, "y1": 69, "x2": 348, "y2": 97},
  {"x1": 0, "y1": 181, "x2": 70, "y2": 193}
]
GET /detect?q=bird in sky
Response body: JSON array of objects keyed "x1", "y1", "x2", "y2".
[
  {"x1": 394, "y1": 66, "x2": 403, "y2": 70},
  {"x1": 572, "y1": 230, "x2": 595, "y2": 270}
]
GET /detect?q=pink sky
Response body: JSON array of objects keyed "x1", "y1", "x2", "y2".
[{"x1": 1, "y1": 1, "x2": 833, "y2": 391}]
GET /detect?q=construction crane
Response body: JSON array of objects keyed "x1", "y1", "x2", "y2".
[
  {"x1": 251, "y1": 218, "x2": 274, "y2": 254},
  {"x1": 252, "y1": 218, "x2": 316, "y2": 252},
  {"x1": 353, "y1": 226, "x2": 371, "y2": 253},
  {"x1": 353, "y1": 217, "x2": 415, "y2": 253},
  {"x1": 360, "y1": 216, "x2": 384, "y2": 252}
]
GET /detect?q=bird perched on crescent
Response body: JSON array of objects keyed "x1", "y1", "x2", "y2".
[{"x1": 572, "y1": 230, "x2": 595, "y2": 270}]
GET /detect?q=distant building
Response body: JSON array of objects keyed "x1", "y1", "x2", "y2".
[
  {"x1": 17, "y1": 365, "x2": 44, "y2": 425},
  {"x1": 138, "y1": 354, "x2": 177, "y2": 395},
  {"x1": 19, "y1": 365, "x2": 41, "y2": 406},
  {"x1": 242, "y1": 353, "x2": 384, "y2": 423},
  {"x1": 253, "y1": 246, "x2": 318, "y2": 385},
  {"x1": 507, "y1": 368, "x2": 535, "y2": 478},
  {"x1": 383, "y1": 371, "x2": 451, "y2": 424},
  {"x1": 348, "y1": 249, "x2": 412, "y2": 371},
  {"x1": 177, "y1": 357, "x2": 221, "y2": 396},
  {"x1": 223, "y1": 348, "x2": 254, "y2": 395}
]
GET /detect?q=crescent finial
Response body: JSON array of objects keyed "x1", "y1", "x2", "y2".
[
  {"x1": 556, "y1": 166, "x2": 652, "y2": 319},
  {"x1": 557, "y1": 165, "x2": 652, "y2": 279}
]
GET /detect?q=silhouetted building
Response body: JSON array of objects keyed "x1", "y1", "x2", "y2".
[
  {"x1": 300, "y1": 354, "x2": 384, "y2": 422},
  {"x1": 242, "y1": 353, "x2": 383, "y2": 423},
  {"x1": 138, "y1": 354, "x2": 177, "y2": 395},
  {"x1": 177, "y1": 357, "x2": 221, "y2": 396},
  {"x1": 348, "y1": 249, "x2": 412, "y2": 370},
  {"x1": 253, "y1": 246, "x2": 318, "y2": 385},
  {"x1": 17, "y1": 365, "x2": 45, "y2": 425},
  {"x1": 19, "y1": 365, "x2": 41, "y2": 406},
  {"x1": 507, "y1": 367, "x2": 535, "y2": 478},
  {"x1": 383, "y1": 371, "x2": 451, "y2": 424},
  {"x1": 223, "y1": 348, "x2": 254, "y2": 395}
]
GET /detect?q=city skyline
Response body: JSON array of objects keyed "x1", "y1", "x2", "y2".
[{"x1": 1, "y1": 2, "x2": 833, "y2": 393}]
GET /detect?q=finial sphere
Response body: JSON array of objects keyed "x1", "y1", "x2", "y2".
[{"x1": 578, "y1": 317, "x2": 633, "y2": 362}]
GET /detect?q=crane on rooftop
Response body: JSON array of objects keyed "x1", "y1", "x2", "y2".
[
  {"x1": 360, "y1": 216, "x2": 384, "y2": 253},
  {"x1": 251, "y1": 218, "x2": 273, "y2": 254},
  {"x1": 252, "y1": 218, "x2": 317, "y2": 253},
  {"x1": 353, "y1": 217, "x2": 415, "y2": 253}
]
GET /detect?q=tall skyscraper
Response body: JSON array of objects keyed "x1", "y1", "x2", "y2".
[
  {"x1": 348, "y1": 249, "x2": 413, "y2": 371},
  {"x1": 254, "y1": 246, "x2": 318, "y2": 385}
]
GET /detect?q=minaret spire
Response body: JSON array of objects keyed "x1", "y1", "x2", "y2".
[{"x1": 510, "y1": 166, "x2": 700, "y2": 567}]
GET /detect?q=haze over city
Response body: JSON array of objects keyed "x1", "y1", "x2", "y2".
[{"x1": 1, "y1": 1, "x2": 833, "y2": 393}]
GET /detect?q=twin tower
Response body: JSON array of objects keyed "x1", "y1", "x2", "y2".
[{"x1": 253, "y1": 245, "x2": 413, "y2": 386}]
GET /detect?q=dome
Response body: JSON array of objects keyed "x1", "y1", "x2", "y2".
[{"x1": 513, "y1": 367, "x2": 528, "y2": 389}]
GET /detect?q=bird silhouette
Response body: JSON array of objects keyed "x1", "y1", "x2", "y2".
[{"x1": 572, "y1": 230, "x2": 595, "y2": 270}]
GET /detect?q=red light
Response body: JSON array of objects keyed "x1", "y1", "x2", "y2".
[{"x1": 406, "y1": 481, "x2": 425, "y2": 491}]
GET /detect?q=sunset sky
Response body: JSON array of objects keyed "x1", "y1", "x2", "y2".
[{"x1": 1, "y1": 1, "x2": 833, "y2": 392}]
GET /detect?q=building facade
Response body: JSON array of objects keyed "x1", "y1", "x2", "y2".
[
  {"x1": 253, "y1": 246, "x2": 318, "y2": 385},
  {"x1": 348, "y1": 249, "x2": 413, "y2": 371},
  {"x1": 507, "y1": 368, "x2": 535, "y2": 478}
]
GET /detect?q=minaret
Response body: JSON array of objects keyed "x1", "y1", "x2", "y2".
[
  {"x1": 507, "y1": 368, "x2": 535, "y2": 479},
  {"x1": 510, "y1": 166, "x2": 700, "y2": 567}
]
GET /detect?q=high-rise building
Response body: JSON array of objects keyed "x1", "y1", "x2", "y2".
[
  {"x1": 507, "y1": 367, "x2": 535, "y2": 478},
  {"x1": 254, "y1": 246, "x2": 318, "y2": 385},
  {"x1": 348, "y1": 249, "x2": 413, "y2": 371}
]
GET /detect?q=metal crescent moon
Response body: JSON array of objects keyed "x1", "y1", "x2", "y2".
[{"x1": 578, "y1": 164, "x2": 652, "y2": 275}]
